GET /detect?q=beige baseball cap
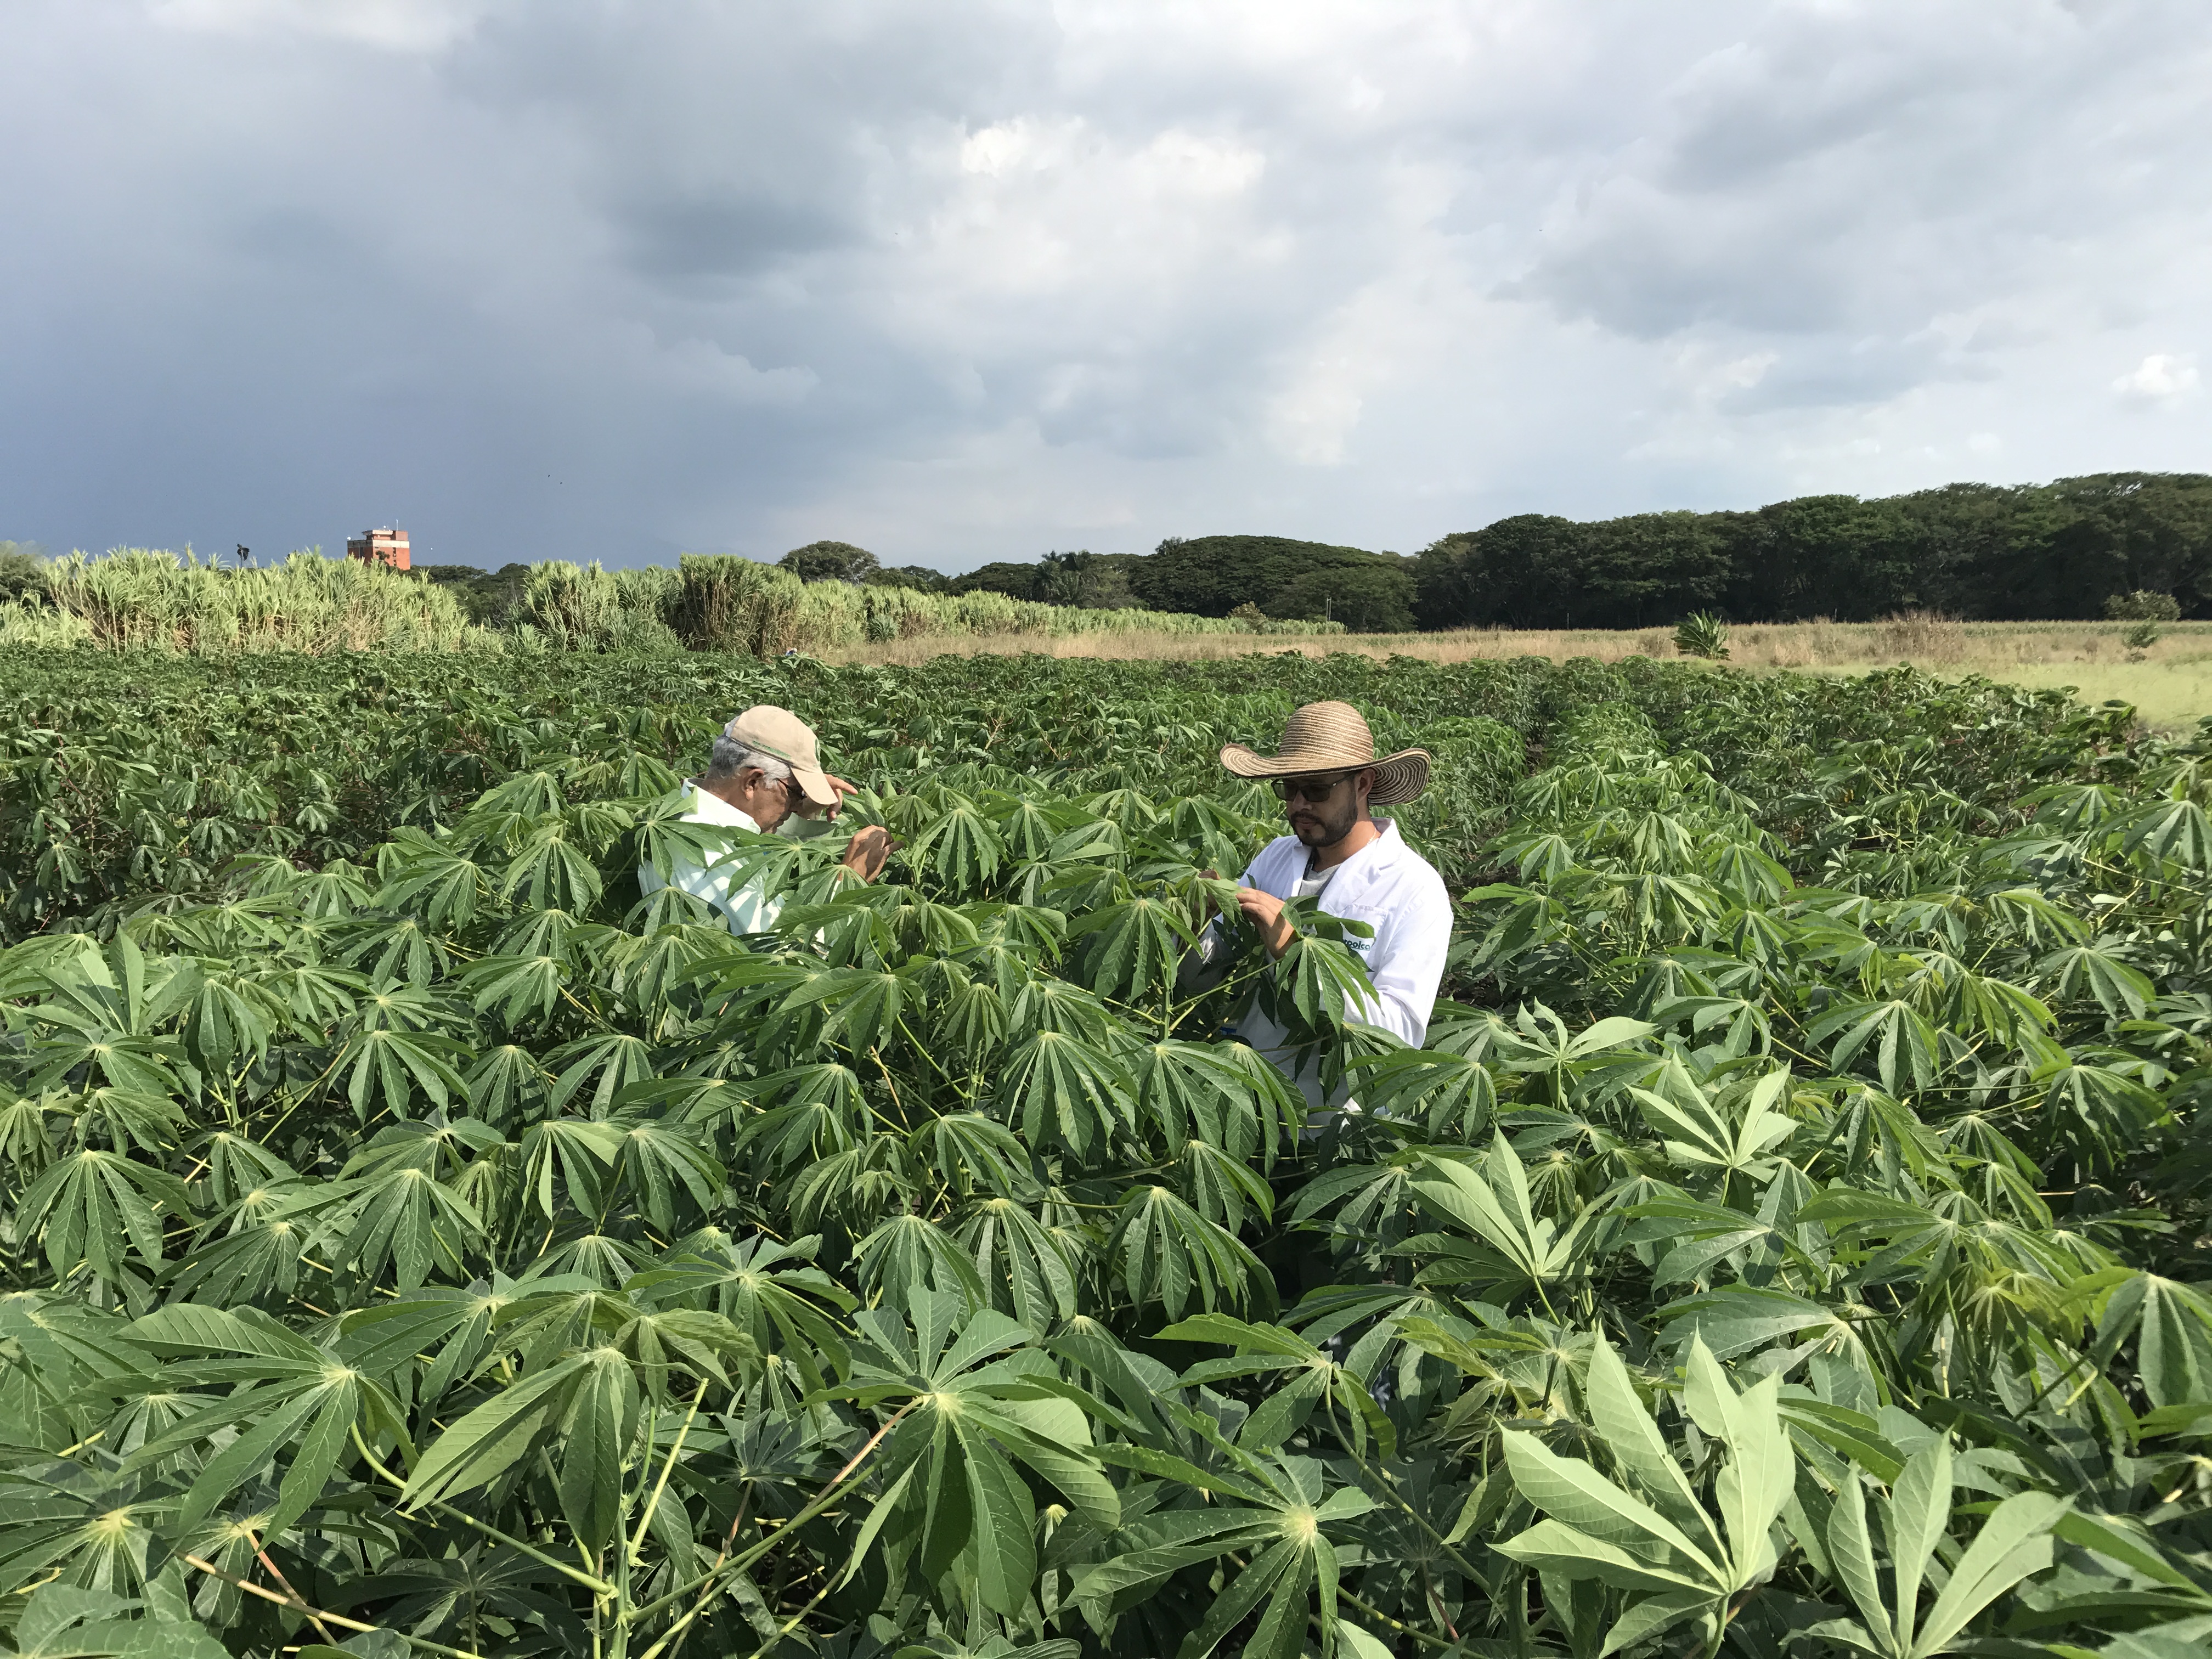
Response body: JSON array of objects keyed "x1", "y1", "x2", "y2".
[{"x1": 725, "y1": 706, "x2": 838, "y2": 808}]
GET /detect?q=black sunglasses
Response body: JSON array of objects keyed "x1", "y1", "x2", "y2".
[{"x1": 1271, "y1": 771, "x2": 1358, "y2": 803}]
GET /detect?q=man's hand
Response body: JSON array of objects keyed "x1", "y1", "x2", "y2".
[
  {"x1": 840, "y1": 825, "x2": 894, "y2": 882},
  {"x1": 1236, "y1": 887, "x2": 1294, "y2": 959},
  {"x1": 822, "y1": 774, "x2": 862, "y2": 820}
]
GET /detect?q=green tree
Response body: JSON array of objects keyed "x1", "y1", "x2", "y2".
[
  {"x1": 0, "y1": 541, "x2": 47, "y2": 603},
  {"x1": 950, "y1": 561, "x2": 1042, "y2": 600},
  {"x1": 1412, "y1": 515, "x2": 1584, "y2": 628},
  {"x1": 2106, "y1": 589, "x2": 2183, "y2": 622},
  {"x1": 780, "y1": 540, "x2": 879, "y2": 584},
  {"x1": 1267, "y1": 563, "x2": 1413, "y2": 631},
  {"x1": 1130, "y1": 534, "x2": 1396, "y2": 617},
  {"x1": 1035, "y1": 550, "x2": 1142, "y2": 610},
  {"x1": 1573, "y1": 512, "x2": 1734, "y2": 628},
  {"x1": 865, "y1": 565, "x2": 951, "y2": 593},
  {"x1": 2025, "y1": 473, "x2": 2212, "y2": 617}
]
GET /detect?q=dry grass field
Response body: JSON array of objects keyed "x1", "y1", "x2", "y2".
[{"x1": 824, "y1": 617, "x2": 2212, "y2": 729}]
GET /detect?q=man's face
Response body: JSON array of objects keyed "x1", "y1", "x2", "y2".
[
  {"x1": 1277, "y1": 769, "x2": 1372, "y2": 848},
  {"x1": 740, "y1": 768, "x2": 797, "y2": 833}
]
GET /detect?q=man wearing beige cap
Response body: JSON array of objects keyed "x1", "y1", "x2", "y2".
[
  {"x1": 639, "y1": 706, "x2": 892, "y2": 934},
  {"x1": 1184, "y1": 700, "x2": 1452, "y2": 1114}
]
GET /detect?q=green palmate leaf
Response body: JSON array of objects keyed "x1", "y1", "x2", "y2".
[
  {"x1": 1500, "y1": 1432, "x2": 1720, "y2": 1577},
  {"x1": 1814, "y1": 1449, "x2": 2066, "y2": 1659},
  {"x1": 544, "y1": 1031, "x2": 656, "y2": 1118},
  {"x1": 1081, "y1": 894, "x2": 1200, "y2": 1006},
  {"x1": 400, "y1": 1351, "x2": 597, "y2": 1512},
  {"x1": 1806, "y1": 999, "x2": 1946, "y2": 1094},
  {"x1": 117, "y1": 1306, "x2": 407, "y2": 1544},
  {"x1": 1682, "y1": 1339, "x2": 1792, "y2": 1576},
  {"x1": 315, "y1": 1161, "x2": 486, "y2": 1290},
  {"x1": 1889, "y1": 1440, "x2": 1954, "y2": 1651},
  {"x1": 337, "y1": 1287, "x2": 503, "y2": 1408},
  {"x1": 1656, "y1": 1284, "x2": 1844, "y2": 1362},
  {"x1": 958, "y1": 1198, "x2": 1079, "y2": 1330},
  {"x1": 836, "y1": 1295, "x2": 1120, "y2": 1611},
  {"x1": 910, "y1": 801, "x2": 1006, "y2": 891},
  {"x1": 1259, "y1": 922, "x2": 1376, "y2": 1034},
  {"x1": 15, "y1": 1149, "x2": 191, "y2": 1281},
  {"x1": 1070, "y1": 1513, "x2": 1280, "y2": 1606},
  {"x1": 1409, "y1": 1133, "x2": 1597, "y2": 1300},
  {"x1": 1777, "y1": 1398, "x2": 1907, "y2": 1483},
  {"x1": 1178, "y1": 1135, "x2": 1273, "y2": 1231},
  {"x1": 918, "y1": 1111, "x2": 1031, "y2": 1200},
  {"x1": 335, "y1": 1027, "x2": 473, "y2": 1121},
  {"x1": 855, "y1": 1214, "x2": 991, "y2": 1308},
  {"x1": 962, "y1": 1425, "x2": 1037, "y2": 1614},
  {"x1": 1913, "y1": 1491, "x2": 2064, "y2": 1655},
  {"x1": 1826, "y1": 1474, "x2": 1891, "y2": 1645},
  {"x1": 606, "y1": 1116, "x2": 725, "y2": 1232},
  {"x1": 462, "y1": 1042, "x2": 546, "y2": 1126},
  {"x1": 625, "y1": 1231, "x2": 851, "y2": 1385},
  {"x1": 2036, "y1": 944, "x2": 2158, "y2": 1020},
  {"x1": 2068, "y1": 1271, "x2": 2212, "y2": 1409},
  {"x1": 1581, "y1": 1327, "x2": 1719, "y2": 1552},
  {"x1": 516, "y1": 1116, "x2": 623, "y2": 1220},
  {"x1": 376, "y1": 833, "x2": 489, "y2": 930},
  {"x1": 180, "y1": 974, "x2": 276, "y2": 1077},
  {"x1": 554, "y1": 1346, "x2": 642, "y2": 1553},
  {"x1": 1164, "y1": 1312, "x2": 1394, "y2": 1459},
  {"x1": 8, "y1": 1585, "x2": 231, "y2": 1658},
  {"x1": 993, "y1": 1028, "x2": 1132, "y2": 1158},
  {"x1": 1630, "y1": 1066, "x2": 1798, "y2": 1185},
  {"x1": 498, "y1": 822, "x2": 605, "y2": 912},
  {"x1": 0, "y1": 1091, "x2": 57, "y2": 1177},
  {"x1": 1107, "y1": 1184, "x2": 1266, "y2": 1321},
  {"x1": 1496, "y1": 1517, "x2": 1715, "y2": 1596},
  {"x1": 2115, "y1": 795, "x2": 2212, "y2": 871},
  {"x1": 1131, "y1": 1039, "x2": 1297, "y2": 1169},
  {"x1": 1343, "y1": 1043, "x2": 1498, "y2": 1139},
  {"x1": 1498, "y1": 1333, "x2": 1794, "y2": 1653}
]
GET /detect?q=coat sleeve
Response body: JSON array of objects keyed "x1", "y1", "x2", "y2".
[{"x1": 1353, "y1": 868, "x2": 1453, "y2": 1048}]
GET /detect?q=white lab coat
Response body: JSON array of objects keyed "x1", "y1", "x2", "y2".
[
  {"x1": 1205, "y1": 819, "x2": 1454, "y2": 1116},
  {"x1": 636, "y1": 785, "x2": 782, "y2": 935}
]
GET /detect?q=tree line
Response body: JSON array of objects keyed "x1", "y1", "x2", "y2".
[
  {"x1": 1417, "y1": 471, "x2": 2212, "y2": 629},
  {"x1": 355, "y1": 469, "x2": 2212, "y2": 632},
  {"x1": 774, "y1": 472, "x2": 2212, "y2": 631}
]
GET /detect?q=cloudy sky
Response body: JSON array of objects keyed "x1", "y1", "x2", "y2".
[{"x1": 4, "y1": 1, "x2": 2209, "y2": 573}]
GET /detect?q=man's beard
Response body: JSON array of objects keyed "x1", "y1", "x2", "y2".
[{"x1": 1289, "y1": 794, "x2": 1361, "y2": 849}]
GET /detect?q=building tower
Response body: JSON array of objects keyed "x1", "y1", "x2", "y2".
[{"x1": 346, "y1": 527, "x2": 411, "y2": 571}]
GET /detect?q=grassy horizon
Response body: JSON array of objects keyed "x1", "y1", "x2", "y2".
[{"x1": 821, "y1": 616, "x2": 2212, "y2": 729}]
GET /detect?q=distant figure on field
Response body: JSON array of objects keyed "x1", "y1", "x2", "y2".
[
  {"x1": 1182, "y1": 700, "x2": 1450, "y2": 1115},
  {"x1": 639, "y1": 706, "x2": 891, "y2": 934}
]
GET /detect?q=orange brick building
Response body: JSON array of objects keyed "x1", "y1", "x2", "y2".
[{"x1": 346, "y1": 527, "x2": 410, "y2": 571}]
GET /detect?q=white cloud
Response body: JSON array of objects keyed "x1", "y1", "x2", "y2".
[
  {"x1": 2113, "y1": 352, "x2": 2200, "y2": 405},
  {"x1": 148, "y1": 0, "x2": 499, "y2": 52}
]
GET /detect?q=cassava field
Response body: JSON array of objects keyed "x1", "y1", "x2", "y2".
[{"x1": 0, "y1": 645, "x2": 2208, "y2": 1659}]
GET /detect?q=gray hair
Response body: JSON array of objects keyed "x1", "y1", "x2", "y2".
[{"x1": 702, "y1": 738, "x2": 793, "y2": 788}]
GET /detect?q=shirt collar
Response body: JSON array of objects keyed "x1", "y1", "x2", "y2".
[
  {"x1": 687, "y1": 782, "x2": 761, "y2": 833},
  {"x1": 1310, "y1": 817, "x2": 1401, "y2": 881}
]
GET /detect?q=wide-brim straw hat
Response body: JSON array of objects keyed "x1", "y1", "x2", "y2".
[{"x1": 1220, "y1": 700, "x2": 1431, "y2": 805}]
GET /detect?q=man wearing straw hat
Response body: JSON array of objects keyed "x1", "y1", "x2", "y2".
[
  {"x1": 639, "y1": 705, "x2": 892, "y2": 934},
  {"x1": 1186, "y1": 700, "x2": 1452, "y2": 1116}
]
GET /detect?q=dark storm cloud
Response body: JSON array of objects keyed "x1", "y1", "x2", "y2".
[{"x1": 2, "y1": 2, "x2": 2209, "y2": 572}]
